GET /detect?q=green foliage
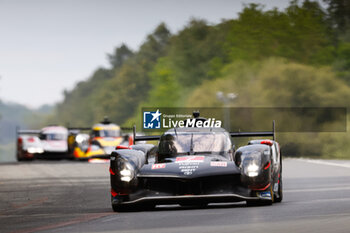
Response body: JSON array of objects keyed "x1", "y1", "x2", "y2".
[
  {"x1": 146, "y1": 58, "x2": 181, "y2": 107},
  {"x1": 324, "y1": 0, "x2": 350, "y2": 37},
  {"x1": 107, "y1": 44, "x2": 134, "y2": 69},
  {"x1": 333, "y1": 42, "x2": 350, "y2": 84},
  {"x1": 49, "y1": 67, "x2": 114, "y2": 126},
  {"x1": 187, "y1": 58, "x2": 350, "y2": 107},
  {"x1": 167, "y1": 19, "x2": 230, "y2": 87},
  {"x1": 48, "y1": 23, "x2": 171, "y2": 127},
  {"x1": 226, "y1": 2, "x2": 333, "y2": 64},
  {"x1": 44, "y1": 1, "x2": 350, "y2": 158},
  {"x1": 186, "y1": 58, "x2": 350, "y2": 156}
]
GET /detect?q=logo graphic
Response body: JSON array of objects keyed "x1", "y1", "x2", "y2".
[
  {"x1": 152, "y1": 164, "x2": 166, "y2": 169},
  {"x1": 143, "y1": 109, "x2": 162, "y2": 129},
  {"x1": 175, "y1": 156, "x2": 205, "y2": 163},
  {"x1": 210, "y1": 161, "x2": 227, "y2": 167}
]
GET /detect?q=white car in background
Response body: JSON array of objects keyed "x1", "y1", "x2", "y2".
[
  {"x1": 17, "y1": 125, "x2": 70, "y2": 160},
  {"x1": 38, "y1": 126, "x2": 69, "y2": 157},
  {"x1": 16, "y1": 134, "x2": 44, "y2": 161}
]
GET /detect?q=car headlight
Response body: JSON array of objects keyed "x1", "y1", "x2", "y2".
[
  {"x1": 75, "y1": 134, "x2": 86, "y2": 144},
  {"x1": 27, "y1": 147, "x2": 44, "y2": 154},
  {"x1": 245, "y1": 163, "x2": 259, "y2": 177},
  {"x1": 117, "y1": 158, "x2": 135, "y2": 182}
]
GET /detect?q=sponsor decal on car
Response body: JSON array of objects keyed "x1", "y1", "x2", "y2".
[
  {"x1": 179, "y1": 164, "x2": 199, "y2": 175},
  {"x1": 175, "y1": 156, "x2": 204, "y2": 163},
  {"x1": 152, "y1": 163, "x2": 166, "y2": 169},
  {"x1": 259, "y1": 191, "x2": 271, "y2": 198},
  {"x1": 210, "y1": 161, "x2": 227, "y2": 167}
]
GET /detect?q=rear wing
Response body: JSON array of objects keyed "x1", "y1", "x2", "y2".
[
  {"x1": 17, "y1": 130, "x2": 41, "y2": 135},
  {"x1": 121, "y1": 127, "x2": 133, "y2": 131},
  {"x1": 132, "y1": 126, "x2": 160, "y2": 144},
  {"x1": 16, "y1": 127, "x2": 41, "y2": 135},
  {"x1": 68, "y1": 127, "x2": 91, "y2": 131},
  {"x1": 230, "y1": 120, "x2": 275, "y2": 140},
  {"x1": 68, "y1": 127, "x2": 133, "y2": 132},
  {"x1": 132, "y1": 125, "x2": 160, "y2": 144},
  {"x1": 132, "y1": 120, "x2": 276, "y2": 144}
]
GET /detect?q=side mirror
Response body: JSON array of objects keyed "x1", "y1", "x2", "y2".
[
  {"x1": 147, "y1": 146, "x2": 158, "y2": 164},
  {"x1": 234, "y1": 151, "x2": 242, "y2": 167}
]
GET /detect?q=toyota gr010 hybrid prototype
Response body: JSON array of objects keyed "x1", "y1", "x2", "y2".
[{"x1": 109, "y1": 122, "x2": 282, "y2": 211}]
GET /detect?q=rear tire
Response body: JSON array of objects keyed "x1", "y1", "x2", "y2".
[
  {"x1": 17, "y1": 153, "x2": 23, "y2": 161},
  {"x1": 16, "y1": 147, "x2": 24, "y2": 161}
]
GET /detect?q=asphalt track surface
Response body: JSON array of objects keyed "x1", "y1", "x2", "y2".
[{"x1": 1, "y1": 158, "x2": 350, "y2": 233}]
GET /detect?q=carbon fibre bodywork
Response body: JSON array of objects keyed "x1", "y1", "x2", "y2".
[{"x1": 109, "y1": 126, "x2": 282, "y2": 211}]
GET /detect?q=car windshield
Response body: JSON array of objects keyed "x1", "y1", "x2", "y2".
[
  {"x1": 158, "y1": 131, "x2": 231, "y2": 156},
  {"x1": 41, "y1": 133, "x2": 67, "y2": 141},
  {"x1": 93, "y1": 129, "x2": 120, "y2": 137}
]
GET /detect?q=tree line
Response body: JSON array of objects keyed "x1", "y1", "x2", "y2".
[{"x1": 47, "y1": 0, "x2": 350, "y2": 157}]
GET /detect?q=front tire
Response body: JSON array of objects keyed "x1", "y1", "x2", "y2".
[
  {"x1": 274, "y1": 174, "x2": 283, "y2": 203},
  {"x1": 17, "y1": 151, "x2": 23, "y2": 161},
  {"x1": 112, "y1": 204, "x2": 128, "y2": 212}
]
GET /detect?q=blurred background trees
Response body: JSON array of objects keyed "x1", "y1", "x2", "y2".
[{"x1": 42, "y1": 0, "x2": 350, "y2": 157}]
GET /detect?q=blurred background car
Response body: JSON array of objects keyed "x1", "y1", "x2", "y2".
[
  {"x1": 71, "y1": 117, "x2": 132, "y2": 160},
  {"x1": 16, "y1": 125, "x2": 69, "y2": 160},
  {"x1": 16, "y1": 134, "x2": 44, "y2": 161}
]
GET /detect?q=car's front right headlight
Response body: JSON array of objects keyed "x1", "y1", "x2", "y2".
[
  {"x1": 117, "y1": 158, "x2": 135, "y2": 182},
  {"x1": 27, "y1": 147, "x2": 44, "y2": 154},
  {"x1": 245, "y1": 162, "x2": 260, "y2": 177}
]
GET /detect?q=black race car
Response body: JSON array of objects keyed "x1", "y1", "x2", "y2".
[{"x1": 109, "y1": 122, "x2": 282, "y2": 211}]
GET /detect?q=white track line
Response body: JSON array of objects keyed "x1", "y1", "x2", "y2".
[
  {"x1": 285, "y1": 186, "x2": 350, "y2": 193},
  {"x1": 293, "y1": 158, "x2": 350, "y2": 169}
]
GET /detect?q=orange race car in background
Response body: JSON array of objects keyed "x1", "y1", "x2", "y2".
[{"x1": 71, "y1": 118, "x2": 132, "y2": 160}]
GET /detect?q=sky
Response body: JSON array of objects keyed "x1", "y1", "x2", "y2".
[{"x1": 0, "y1": 0, "x2": 305, "y2": 108}]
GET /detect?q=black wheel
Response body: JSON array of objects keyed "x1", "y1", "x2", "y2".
[
  {"x1": 16, "y1": 147, "x2": 24, "y2": 161},
  {"x1": 17, "y1": 150, "x2": 33, "y2": 161},
  {"x1": 112, "y1": 204, "x2": 128, "y2": 212},
  {"x1": 17, "y1": 153, "x2": 24, "y2": 161},
  {"x1": 274, "y1": 174, "x2": 283, "y2": 203},
  {"x1": 111, "y1": 194, "x2": 127, "y2": 212}
]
